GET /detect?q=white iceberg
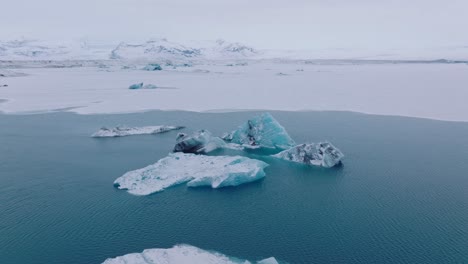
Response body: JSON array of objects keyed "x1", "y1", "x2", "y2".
[
  {"x1": 102, "y1": 244, "x2": 279, "y2": 264},
  {"x1": 223, "y1": 113, "x2": 295, "y2": 149},
  {"x1": 92, "y1": 125, "x2": 184, "y2": 138},
  {"x1": 173, "y1": 130, "x2": 226, "y2": 154},
  {"x1": 114, "y1": 153, "x2": 269, "y2": 195},
  {"x1": 273, "y1": 142, "x2": 344, "y2": 168}
]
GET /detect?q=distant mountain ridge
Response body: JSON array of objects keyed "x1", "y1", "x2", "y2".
[
  {"x1": 1, "y1": 38, "x2": 466, "y2": 61},
  {"x1": 110, "y1": 38, "x2": 258, "y2": 60},
  {"x1": 0, "y1": 38, "x2": 259, "y2": 61}
]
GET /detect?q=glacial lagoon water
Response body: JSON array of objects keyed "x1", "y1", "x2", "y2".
[{"x1": 0, "y1": 110, "x2": 467, "y2": 264}]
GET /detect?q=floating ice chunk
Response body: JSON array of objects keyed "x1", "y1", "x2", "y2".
[
  {"x1": 102, "y1": 244, "x2": 278, "y2": 264},
  {"x1": 114, "y1": 153, "x2": 268, "y2": 195},
  {"x1": 174, "y1": 130, "x2": 225, "y2": 154},
  {"x1": 273, "y1": 142, "x2": 344, "y2": 168},
  {"x1": 223, "y1": 113, "x2": 295, "y2": 149},
  {"x1": 143, "y1": 63, "x2": 162, "y2": 71},
  {"x1": 128, "y1": 83, "x2": 158, "y2": 89},
  {"x1": 129, "y1": 82, "x2": 143, "y2": 89},
  {"x1": 92, "y1": 125, "x2": 184, "y2": 138}
]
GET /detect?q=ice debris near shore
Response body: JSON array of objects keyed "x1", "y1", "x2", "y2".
[
  {"x1": 173, "y1": 130, "x2": 226, "y2": 154},
  {"x1": 102, "y1": 244, "x2": 279, "y2": 264},
  {"x1": 114, "y1": 153, "x2": 268, "y2": 195},
  {"x1": 128, "y1": 82, "x2": 158, "y2": 89},
  {"x1": 223, "y1": 113, "x2": 295, "y2": 149},
  {"x1": 92, "y1": 125, "x2": 184, "y2": 138},
  {"x1": 273, "y1": 142, "x2": 344, "y2": 168}
]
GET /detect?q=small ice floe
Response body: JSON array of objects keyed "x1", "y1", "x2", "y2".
[
  {"x1": 92, "y1": 125, "x2": 184, "y2": 138},
  {"x1": 102, "y1": 244, "x2": 279, "y2": 264},
  {"x1": 114, "y1": 153, "x2": 269, "y2": 195},
  {"x1": 128, "y1": 82, "x2": 158, "y2": 89},
  {"x1": 173, "y1": 130, "x2": 226, "y2": 154},
  {"x1": 223, "y1": 113, "x2": 295, "y2": 150},
  {"x1": 142, "y1": 63, "x2": 162, "y2": 71},
  {"x1": 273, "y1": 142, "x2": 344, "y2": 168},
  {"x1": 276, "y1": 72, "x2": 289, "y2": 76}
]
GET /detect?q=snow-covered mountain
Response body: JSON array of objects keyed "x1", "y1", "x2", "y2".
[
  {"x1": 109, "y1": 38, "x2": 202, "y2": 60},
  {"x1": 1, "y1": 38, "x2": 466, "y2": 62},
  {"x1": 109, "y1": 38, "x2": 259, "y2": 60},
  {"x1": 213, "y1": 39, "x2": 257, "y2": 57},
  {"x1": 0, "y1": 38, "x2": 259, "y2": 61},
  {"x1": 0, "y1": 39, "x2": 71, "y2": 60},
  {"x1": 0, "y1": 39, "x2": 116, "y2": 60}
]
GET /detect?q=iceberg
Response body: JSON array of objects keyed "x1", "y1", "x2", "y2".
[
  {"x1": 223, "y1": 113, "x2": 295, "y2": 149},
  {"x1": 128, "y1": 82, "x2": 158, "y2": 89},
  {"x1": 142, "y1": 63, "x2": 162, "y2": 71},
  {"x1": 173, "y1": 130, "x2": 225, "y2": 154},
  {"x1": 128, "y1": 82, "x2": 143, "y2": 89},
  {"x1": 273, "y1": 142, "x2": 344, "y2": 168},
  {"x1": 102, "y1": 244, "x2": 279, "y2": 264},
  {"x1": 92, "y1": 125, "x2": 184, "y2": 138},
  {"x1": 114, "y1": 153, "x2": 268, "y2": 195}
]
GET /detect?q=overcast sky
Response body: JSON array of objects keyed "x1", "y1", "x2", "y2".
[{"x1": 1, "y1": 0, "x2": 467, "y2": 50}]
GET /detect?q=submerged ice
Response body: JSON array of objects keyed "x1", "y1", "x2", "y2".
[
  {"x1": 92, "y1": 125, "x2": 184, "y2": 138},
  {"x1": 173, "y1": 130, "x2": 226, "y2": 153},
  {"x1": 114, "y1": 153, "x2": 268, "y2": 195},
  {"x1": 223, "y1": 113, "x2": 295, "y2": 149},
  {"x1": 273, "y1": 142, "x2": 344, "y2": 168},
  {"x1": 102, "y1": 244, "x2": 279, "y2": 264}
]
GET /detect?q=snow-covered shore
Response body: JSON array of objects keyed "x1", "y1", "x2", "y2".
[{"x1": 1, "y1": 61, "x2": 467, "y2": 122}]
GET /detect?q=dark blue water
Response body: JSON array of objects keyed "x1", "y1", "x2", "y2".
[{"x1": 0, "y1": 111, "x2": 467, "y2": 264}]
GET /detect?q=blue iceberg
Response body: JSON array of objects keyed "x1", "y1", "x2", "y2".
[
  {"x1": 143, "y1": 63, "x2": 162, "y2": 71},
  {"x1": 128, "y1": 82, "x2": 143, "y2": 89},
  {"x1": 223, "y1": 113, "x2": 295, "y2": 149},
  {"x1": 114, "y1": 153, "x2": 269, "y2": 195},
  {"x1": 173, "y1": 130, "x2": 225, "y2": 154},
  {"x1": 129, "y1": 82, "x2": 158, "y2": 89},
  {"x1": 273, "y1": 142, "x2": 344, "y2": 168}
]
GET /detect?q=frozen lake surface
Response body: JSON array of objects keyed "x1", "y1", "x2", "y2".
[{"x1": 1, "y1": 62, "x2": 467, "y2": 121}]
